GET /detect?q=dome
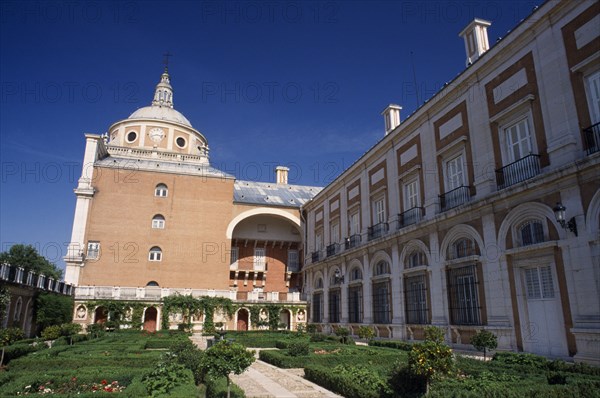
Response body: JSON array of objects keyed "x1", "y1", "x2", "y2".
[{"x1": 129, "y1": 106, "x2": 192, "y2": 127}]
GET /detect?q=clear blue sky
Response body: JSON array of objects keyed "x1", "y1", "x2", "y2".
[{"x1": 0, "y1": 0, "x2": 540, "y2": 271}]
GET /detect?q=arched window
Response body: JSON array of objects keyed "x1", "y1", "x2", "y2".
[
  {"x1": 13, "y1": 297, "x2": 22, "y2": 322},
  {"x1": 519, "y1": 220, "x2": 544, "y2": 246},
  {"x1": 406, "y1": 250, "x2": 427, "y2": 268},
  {"x1": 149, "y1": 247, "x2": 162, "y2": 261},
  {"x1": 155, "y1": 184, "x2": 168, "y2": 197},
  {"x1": 449, "y1": 238, "x2": 476, "y2": 260},
  {"x1": 349, "y1": 267, "x2": 362, "y2": 281},
  {"x1": 374, "y1": 260, "x2": 391, "y2": 276},
  {"x1": 152, "y1": 215, "x2": 165, "y2": 229},
  {"x1": 315, "y1": 277, "x2": 323, "y2": 289},
  {"x1": 146, "y1": 281, "x2": 159, "y2": 287}
]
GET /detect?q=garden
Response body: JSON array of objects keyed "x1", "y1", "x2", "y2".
[{"x1": 225, "y1": 327, "x2": 600, "y2": 398}]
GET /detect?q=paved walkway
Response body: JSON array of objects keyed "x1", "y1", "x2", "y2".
[{"x1": 189, "y1": 334, "x2": 342, "y2": 398}]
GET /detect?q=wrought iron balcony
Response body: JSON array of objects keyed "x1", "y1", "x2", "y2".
[
  {"x1": 326, "y1": 243, "x2": 340, "y2": 257},
  {"x1": 311, "y1": 251, "x2": 321, "y2": 263},
  {"x1": 439, "y1": 186, "x2": 471, "y2": 212},
  {"x1": 584, "y1": 122, "x2": 600, "y2": 155},
  {"x1": 398, "y1": 207, "x2": 424, "y2": 229},
  {"x1": 368, "y1": 222, "x2": 389, "y2": 241},
  {"x1": 344, "y1": 234, "x2": 362, "y2": 250},
  {"x1": 495, "y1": 153, "x2": 541, "y2": 190}
]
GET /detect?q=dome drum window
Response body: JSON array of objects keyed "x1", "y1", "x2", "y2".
[
  {"x1": 126, "y1": 131, "x2": 138, "y2": 143},
  {"x1": 176, "y1": 136, "x2": 187, "y2": 148}
]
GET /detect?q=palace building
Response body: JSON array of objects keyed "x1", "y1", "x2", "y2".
[
  {"x1": 64, "y1": 0, "x2": 599, "y2": 364},
  {"x1": 63, "y1": 67, "x2": 320, "y2": 333},
  {"x1": 302, "y1": 0, "x2": 599, "y2": 364}
]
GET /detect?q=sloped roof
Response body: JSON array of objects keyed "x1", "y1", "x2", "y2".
[{"x1": 234, "y1": 180, "x2": 321, "y2": 208}]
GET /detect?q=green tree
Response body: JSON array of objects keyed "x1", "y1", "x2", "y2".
[
  {"x1": 60, "y1": 323, "x2": 83, "y2": 345},
  {"x1": 35, "y1": 293, "x2": 73, "y2": 331},
  {"x1": 471, "y1": 330, "x2": 498, "y2": 360},
  {"x1": 0, "y1": 244, "x2": 62, "y2": 279},
  {"x1": 201, "y1": 340, "x2": 255, "y2": 398}
]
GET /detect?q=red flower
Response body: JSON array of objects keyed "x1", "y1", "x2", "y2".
[
  {"x1": 101, "y1": 379, "x2": 107, "y2": 385},
  {"x1": 71, "y1": 377, "x2": 77, "y2": 382}
]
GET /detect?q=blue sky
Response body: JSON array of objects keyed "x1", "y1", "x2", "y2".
[{"x1": 0, "y1": 0, "x2": 540, "y2": 271}]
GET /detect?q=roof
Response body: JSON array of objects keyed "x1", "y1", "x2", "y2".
[
  {"x1": 234, "y1": 180, "x2": 321, "y2": 208},
  {"x1": 129, "y1": 105, "x2": 192, "y2": 127}
]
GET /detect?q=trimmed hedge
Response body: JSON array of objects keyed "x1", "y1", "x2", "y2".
[
  {"x1": 205, "y1": 376, "x2": 245, "y2": 398},
  {"x1": 304, "y1": 365, "x2": 381, "y2": 398},
  {"x1": 369, "y1": 339, "x2": 413, "y2": 351},
  {"x1": 1, "y1": 343, "x2": 41, "y2": 365}
]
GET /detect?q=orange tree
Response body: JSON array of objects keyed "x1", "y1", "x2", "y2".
[{"x1": 408, "y1": 326, "x2": 454, "y2": 394}]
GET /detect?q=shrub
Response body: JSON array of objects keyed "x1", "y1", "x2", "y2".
[
  {"x1": 304, "y1": 365, "x2": 386, "y2": 398},
  {"x1": 35, "y1": 293, "x2": 73, "y2": 331},
  {"x1": 357, "y1": 326, "x2": 375, "y2": 340},
  {"x1": 142, "y1": 360, "x2": 193, "y2": 396},
  {"x1": 408, "y1": 326, "x2": 454, "y2": 394},
  {"x1": 306, "y1": 324, "x2": 318, "y2": 334},
  {"x1": 87, "y1": 323, "x2": 106, "y2": 338},
  {"x1": 493, "y1": 352, "x2": 549, "y2": 368},
  {"x1": 1, "y1": 343, "x2": 38, "y2": 365},
  {"x1": 41, "y1": 325, "x2": 62, "y2": 341},
  {"x1": 296, "y1": 323, "x2": 306, "y2": 334},
  {"x1": 201, "y1": 340, "x2": 255, "y2": 398},
  {"x1": 1, "y1": 327, "x2": 24, "y2": 346},
  {"x1": 471, "y1": 330, "x2": 498, "y2": 360},
  {"x1": 335, "y1": 327, "x2": 351, "y2": 344},
  {"x1": 310, "y1": 333, "x2": 327, "y2": 342},
  {"x1": 288, "y1": 341, "x2": 310, "y2": 357},
  {"x1": 168, "y1": 339, "x2": 204, "y2": 384},
  {"x1": 547, "y1": 372, "x2": 568, "y2": 385},
  {"x1": 205, "y1": 376, "x2": 246, "y2": 398}
]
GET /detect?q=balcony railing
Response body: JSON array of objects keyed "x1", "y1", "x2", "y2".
[
  {"x1": 398, "y1": 207, "x2": 424, "y2": 229},
  {"x1": 584, "y1": 122, "x2": 600, "y2": 155},
  {"x1": 311, "y1": 251, "x2": 321, "y2": 263},
  {"x1": 368, "y1": 222, "x2": 389, "y2": 240},
  {"x1": 439, "y1": 186, "x2": 471, "y2": 212},
  {"x1": 345, "y1": 234, "x2": 362, "y2": 250},
  {"x1": 326, "y1": 243, "x2": 340, "y2": 257},
  {"x1": 0, "y1": 263, "x2": 74, "y2": 295},
  {"x1": 496, "y1": 153, "x2": 541, "y2": 190}
]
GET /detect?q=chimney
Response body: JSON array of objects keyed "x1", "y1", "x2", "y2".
[
  {"x1": 381, "y1": 104, "x2": 402, "y2": 136},
  {"x1": 459, "y1": 18, "x2": 492, "y2": 67},
  {"x1": 275, "y1": 166, "x2": 289, "y2": 185}
]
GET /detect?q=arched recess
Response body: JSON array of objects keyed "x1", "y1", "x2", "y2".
[
  {"x1": 94, "y1": 306, "x2": 108, "y2": 324},
  {"x1": 143, "y1": 307, "x2": 158, "y2": 332},
  {"x1": 23, "y1": 298, "x2": 33, "y2": 336},
  {"x1": 399, "y1": 239, "x2": 432, "y2": 267},
  {"x1": 226, "y1": 208, "x2": 301, "y2": 239},
  {"x1": 497, "y1": 202, "x2": 565, "y2": 251},
  {"x1": 439, "y1": 224, "x2": 485, "y2": 262},
  {"x1": 586, "y1": 189, "x2": 600, "y2": 236},
  {"x1": 236, "y1": 308, "x2": 249, "y2": 331}
]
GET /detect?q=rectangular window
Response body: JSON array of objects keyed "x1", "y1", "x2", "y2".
[
  {"x1": 447, "y1": 265, "x2": 481, "y2": 325},
  {"x1": 586, "y1": 70, "x2": 600, "y2": 125},
  {"x1": 349, "y1": 211, "x2": 360, "y2": 236},
  {"x1": 315, "y1": 232, "x2": 323, "y2": 251},
  {"x1": 230, "y1": 247, "x2": 239, "y2": 265},
  {"x1": 328, "y1": 289, "x2": 341, "y2": 323},
  {"x1": 312, "y1": 293, "x2": 323, "y2": 323},
  {"x1": 87, "y1": 242, "x2": 100, "y2": 260},
  {"x1": 348, "y1": 285, "x2": 363, "y2": 323},
  {"x1": 373, "y1": 198, "x2": 386, "y2": 224},
  {"x1": 330, "y1": 221, "x2": 339, "y2": 244},
  {"x1": 524, "y1": 265, "x2": 555, "y2": 299},
  {"x1": 404, "y1": 274, "x2": 429, "y2": 324},
  {"x1": 404, "y1": 179, "x2": 420, "y2": 210},
  {"x1": 287, "y1": 250, "x2": 299, "y2": 272},
  {"x1": 446, "y1": 154, "x2": 465, "y2": 190},
  {"x1": 372, "y1": 280, "x2": 391, "y2": 324},
  {"x1": 253, "y1": 248, "x2": 266, "y2": 271},
  {"x1": 505, "y1": 118, "x2": 533, "y2": 162}
]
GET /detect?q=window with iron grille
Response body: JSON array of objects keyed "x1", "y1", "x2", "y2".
[
  {"x1": 374, "y1": 261, "x2": 390, "y2": 276},
  {"x1": 348, "y1": 284, "x2": 363, "y2": 323},
  {"x1": 447, "y1": 265, "x2": 481, "y2": 325},
  {"x1": 404, "y1": 274, "x2": 429, "y2": 324},
  {"x1": 349, "y1": 267, "x2": 362, "y2": 281},
  {"x1": 87, "y1": 241, "x2": 100, "y2": 259},
  {"x1": 519, "y1": 220, "x2": 545, "y2": 246},
  {"x1": 230, "y1": 247, "x2": 239, "y2": 265},
  {"x1": 524, "y1": 265, "x2": 555, "y2": 299},
  {"x1": 287, "y1": 250, "x2": 299, "y2": 272},
  {"x1": 372, "y1": 280, "x2": 391, "y2": 324},
  {"x1": 312, "y1": 293, "x2": 323, "y2": 322},
  {"x1": 328, "y1": 289, "x2": 341, "y2": 323}
]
